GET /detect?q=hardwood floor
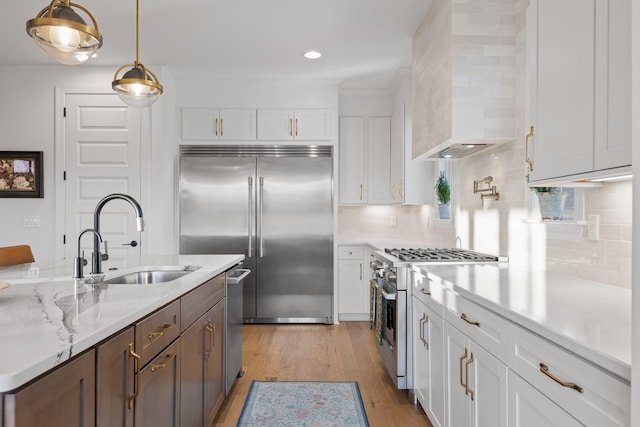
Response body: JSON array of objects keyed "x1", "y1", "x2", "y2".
[{"x1": 212, "y1": 321, "x2": 433, "y2": 427}]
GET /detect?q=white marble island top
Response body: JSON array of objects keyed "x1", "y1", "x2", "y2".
[
  {"x1": 0, "y1": 254, "x2": 244, "y2": 393},
  {"x1": 420, "y1": 263, "x2": 631, "y2": 381}
]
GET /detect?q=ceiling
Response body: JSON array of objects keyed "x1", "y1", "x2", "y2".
[{"x1": 2, "y1": 0, "x2": 432, "y2": 88}]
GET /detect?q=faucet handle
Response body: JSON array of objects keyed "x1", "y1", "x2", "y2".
[
  {"x1": 81, "y1": 250, "x2": 87, "y2": 266},
  {"x1": 101, "y1": 240, "x2": 109, "y2": 261}
]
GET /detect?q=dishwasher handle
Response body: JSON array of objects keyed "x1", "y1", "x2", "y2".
[{"x1": 227, "y1": 268, "x2": 251, "y2": 285}]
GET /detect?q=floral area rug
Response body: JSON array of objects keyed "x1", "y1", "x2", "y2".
[{"x1": 237, "y1": 381, "x2": 370, "y2": 427}]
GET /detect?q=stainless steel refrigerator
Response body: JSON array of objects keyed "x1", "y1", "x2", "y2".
[{"x1": 179, "y1": 145, "x2": 334, "y2": 324}]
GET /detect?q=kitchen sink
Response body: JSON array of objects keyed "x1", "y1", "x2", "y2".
[{"x1": 99, "y1": 269, "x2": 196, "y2": 285}]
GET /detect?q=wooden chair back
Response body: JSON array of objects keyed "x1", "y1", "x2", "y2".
[{"x1": 0, "y1": 245, "x2": 35, "y2": 267}]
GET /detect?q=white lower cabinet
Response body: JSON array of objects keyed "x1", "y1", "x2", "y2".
[
  {"x1": 509, "y1": 373, "x2": 582, "y2": 427},
  {"x1": 413, "y1": 296, "x2": 445, "y2": 427},
  {"x1": 444, "y1": 322, "x2": 508, "y2": 427},
  {"x1": 338, "y1": 245, "x2": 369, "y2": 320}
]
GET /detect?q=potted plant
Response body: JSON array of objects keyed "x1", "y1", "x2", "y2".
[
  {"x1": 435, "y1": 171, "x2": 451, "y2": 219},
  {"x1": 532, "y1": 187, "x2": 567, "y2": 220}
]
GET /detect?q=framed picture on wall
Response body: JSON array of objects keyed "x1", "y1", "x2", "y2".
[{"x1": 0, "y1": 151, "x2": 44, "y2": 198}]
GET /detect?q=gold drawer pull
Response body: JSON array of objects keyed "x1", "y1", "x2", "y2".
[
  {"x1": 459, "y1": 348, "x2": 467, "y2": 390},
  {"x1": 419, "y1": 288, "x2": 431, "y2": 296},
  {"x1": 461, "y1": 313, "x2": 480, "y2": 327},
  {"x1": 150, "y1": 353, "x2": 175, "y2": 372},
  {"x1": 465, "y1": 352, "x2": 475, "y2": 400},
  {"x1": 148, "y1": 323, "x2": 174, "y2": 340},
  {"x1": 526, "y1": 126, "x2": 534, "y2": 172},
  {"x1": 205, "y1": 320, "x2": 215, "y2": 360},
  {"x1": 127, "y1": 342, "x2": 140, "y2": 410},
  {"x1": 539, "y1": 363, "x2": 584, "y2": 393}
]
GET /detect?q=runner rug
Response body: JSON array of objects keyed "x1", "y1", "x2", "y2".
[{"x1": 236, "y1": 381, "x2": 370, "y2": 427}]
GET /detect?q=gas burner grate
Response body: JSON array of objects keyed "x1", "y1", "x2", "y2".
[{"x1": 384, "y1": 247, "x2": 499, "y2": 262}]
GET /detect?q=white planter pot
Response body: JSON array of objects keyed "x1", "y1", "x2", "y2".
[
  {"x1": 536, "y1": 191, "x2": 568, "y2": 220},
  {"x1": 438, "y1": 204, "x2": 450, "y2": 219}
]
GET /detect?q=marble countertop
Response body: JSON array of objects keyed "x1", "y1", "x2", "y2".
[
  {"x1": 0, "y1": 254, "x2": 244, "y2": 393},
  {"x1": 419, "y1": 263, "x2": 631, "y2": 381}
]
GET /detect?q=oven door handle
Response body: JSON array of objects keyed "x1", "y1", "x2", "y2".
[{"x1": 381, "y1": 288, "x2": 396, "y2": 301}]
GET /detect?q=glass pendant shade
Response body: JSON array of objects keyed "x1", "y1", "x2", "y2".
[
  {"x1": 26, "y1": 0, "x2": 103, "y2": 65},
  {"x1": 112, "y1": 64, "x2": 163, "y2": 109}
]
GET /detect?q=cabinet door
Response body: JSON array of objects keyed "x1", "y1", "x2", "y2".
[
  {"x1": 205, "y1": 300, "x2": 226, "y2": 426},
  {"x1": 338, "y1": 260, "x2": 365, "y2": 315},
  {"x1": 339, "y1": 117, "x2": 366, "y2": 204},
  {"x1": 444, "y1": 323, "x2": 469, "y2": 427},
  {"x1": 528, "y1": 0, "x2": 595, "y2": 181},
  {"x1": 295, "y1": 110, "x2": 332, "y2": 140},
  {"x1": 594, "y1": 0, "x2": 631, "y2": 170},
  {"x1": 413, "y1": 297, "x2": 428, "y2": 408},
  {"x1": 4, "y1": 350, "x2": 95, "y2": 427},
  {"x1": 257, "y1": 109, "x2": 294, "y2": 140},
  {"x1": 96, "y1": 327, "x2": 135, "y2": 427},
  {"x1": 508, "y1": 374, "x2": 582, "y2": 427},
  {"x1": 366, "y1": 117, "x2": 391, "y2": 204},
  {"x1": 182, "y1": 108, "x2": 220, "y2": 140},
  {"x1": 135, "y1": 341, "x2": 180, "y2": 427},
  {"x1": 180, "y1": 315, "x2": 207, "y2": 427},
  {"x1": 468, "y1": 343, "x2": 508, "y2": 427},
  {"x1": 390, "y1": 103, "x2": 404, "y2": 204},
  {"x1": 426, "y1": 307, "x2": 445, "y2": 427},
  {"x1": 219, "y1": 109, "x2": 257, "y2": 140}
]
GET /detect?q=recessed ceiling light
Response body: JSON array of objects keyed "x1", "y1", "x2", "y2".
[{"x1": 304, "y1": 50, "x2": 322, "y2": 59}]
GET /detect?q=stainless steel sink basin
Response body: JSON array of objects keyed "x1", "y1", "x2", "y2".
[{"x1": 100, "y1": 270, "x2": 194, "y2": 285}]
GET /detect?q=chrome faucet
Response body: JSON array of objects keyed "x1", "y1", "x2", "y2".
[
  {"x1": 74, "y1": 228, "x2": 102, "y2": 279},
  {"x1": 92, "y1": 193, "x2": 145, "y2": 274}
]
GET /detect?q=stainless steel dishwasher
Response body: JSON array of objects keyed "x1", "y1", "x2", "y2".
[{"x1": 225, "y1": 266, "x2": 250, "y2": 394}]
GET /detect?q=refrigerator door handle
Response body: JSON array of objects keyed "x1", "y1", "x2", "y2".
[
  {"x1": 258, "y1": 176, "x2": 264, "y2": 258},
  {"x1": 248, "y1": 176, "x2": 253, "y2": 257}
]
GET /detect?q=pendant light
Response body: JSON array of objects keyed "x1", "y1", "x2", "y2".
[
  {"x1": 26, "y1": 0, "x2": 103, "y2": 65},
  {"x1": 112, "y1": 0, "x2": 163, "y2": 109}
]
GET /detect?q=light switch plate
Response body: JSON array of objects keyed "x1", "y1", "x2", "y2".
[
  {"x1": 389, "y1": 215, "x2": 397, "y2": 226},
  {"x1": 23, "y1": 216, "x2": 41, "y2": 228},
  {"x1": 587, "y1": 214, "x2": 599, "y2": 241}
]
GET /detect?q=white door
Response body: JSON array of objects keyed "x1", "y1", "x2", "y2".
[
  {"x1": 367, "y1": 117, "x2": 391, "y2": 204},
  {"x1": 413, "y1": 297, "x2": 428, "y2": 408},
  {"x1": 257, "y1": 109, "x2": 294, "y2": 140},
  {"x1": 63, "y1": 93, "x2": 142, "y2": 270},
  {"x1": 468, "y1": 343, "x2": 508, "y2": 427},
  {"x1": 338, "y1": 259, "x2": 364, "y2": 314},
  {"x1": 445, "y1": 323, "x2": 470, "y2": 427},
  {"x1": 219, "y1": 109, "x2": 257, "y2": 140},
  {"x1": 294, "y1": 110, "x2": 331, "y2": 140},
  {"x1": 339, "y1": 117, "x2": 366, "y2": 204},
  {"x1": 426, "y1": 307, "x2": 445, "y2": 427}
]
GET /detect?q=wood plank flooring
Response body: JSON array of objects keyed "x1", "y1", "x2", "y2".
[{"x1": 212, "y1": 321, "x2": 432, "y2": 427}]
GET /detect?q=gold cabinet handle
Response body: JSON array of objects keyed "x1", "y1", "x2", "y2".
[
  {"x1": 459, "y1": 348, "x2": 468, "y2": 390},
  {"x1": 525, "y1": 126, "x2": 534, "y2": 172},
  {"x1": 150, "y1": 353, "x2": 175, "y2": 373},
  {"x1": 419, "y1": 288, "x2": 431, "y2": 296},
  {"x1": 127, "y1": 342, "x2": 140, "y2": 410},
  {"x1": 205, "y1": 320, "x2": 215, "y2": 360},
  {"x1": 539, "y1": 363, "x2": 584, "y2": 393},
  {"x1": 420, "y1": 314, "x2": 429, "y2": 349},
  {"x1": 148, "y1": 323, "x2": 174, "y2": 340},
  {"x1": 359, "y1": 184, "x2": 363, "y2": 201},
  {"x1": 215, "y1": 118, "x2": 219, "y2": 137},
  {"x1": 220, "y1": 118, "x2": 224, "y2": 137},
  {"x1": 418, "y1": 313, "x2": 425, "y2": 344},
  {"x1": 465, "y1": 352, "x2": 475, "y2": 400},
  {"x1": 461, "y1": 313, "x2": 481, "y2": 327},
  {"x1": 399, "y1": 181, "x2": 404, "y2": 198},
  {"x1": 391, "y1": 183, "x2": 396, "y2": 201},
  {"x1": 295, "y1": 118, "x2": 299, "y2": 137},
  {"x1": 289, "y1": 118, "x2": 293, "y2": 136}
]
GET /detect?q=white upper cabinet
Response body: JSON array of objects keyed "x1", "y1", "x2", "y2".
[
  {"x1": 257, "y1": 109, "x2": 332, "y2": 141},
  {"x1": 527, "y1": 0, "x2": 631, "y2": 183},
  {"x1": 366, "y1": 117, "x2": 391, "y2": 204},
  {"x1": 182, "y1": 108, "x2": 257, "y2": 141}
]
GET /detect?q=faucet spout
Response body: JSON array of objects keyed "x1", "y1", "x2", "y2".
[{"x1": 92, "y1": 193, "x2": 145, "y2": 274}]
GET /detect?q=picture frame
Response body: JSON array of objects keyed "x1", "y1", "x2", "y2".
[{"x1": 0, "y1": 151, "x2": 44, "y2": 198}]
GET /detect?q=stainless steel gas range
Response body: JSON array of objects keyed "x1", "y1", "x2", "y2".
[{"x1": 370, "y1": 247, "x2": 505, "y2": 389}]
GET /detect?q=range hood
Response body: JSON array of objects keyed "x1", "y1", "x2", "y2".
[{"x1": 414, "y1": 137, "x2": 513, "y2": 160}]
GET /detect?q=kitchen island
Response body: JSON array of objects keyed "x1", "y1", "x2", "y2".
[{"x1": 0, "y1": 254, "x2": 243, "y2": 393}]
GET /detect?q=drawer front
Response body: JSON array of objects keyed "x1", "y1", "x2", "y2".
[
  {"x1": 338, "y1": 245, "x2": 364, "y2": 260},
  {"x1": 181, "y1": 273, "x2": 225, "y2": 331},
  {"x1": 411, "y1": 267, "x2": 445, "y2": 314},
  {"x1": 135, "y1": 300, "x2": 181, "y2": 367},
  {"x1": 445, "y1": 294, "x2": 509, "y2": 362},
  {"x1": 512, "y1": 325, "x2": 630, "y2": 427}
]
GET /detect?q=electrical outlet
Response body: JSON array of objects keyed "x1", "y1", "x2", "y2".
[
  {"x1": 390, "y1": 215, "x2": 397, "y2": 226},
  {"x1": 23, "y1": 216, "x2": 41, "y2": 228},
  {"x1": 587, "y1": 214, "x2": 599, "y2": 241}
]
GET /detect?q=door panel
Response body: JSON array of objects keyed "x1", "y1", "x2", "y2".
[
  {"x1": 64, "y1": 93, "x2": 141, "y2": 267},
  {"x1": 255, "y1": 157, "x2": 333, "y2": 322}
]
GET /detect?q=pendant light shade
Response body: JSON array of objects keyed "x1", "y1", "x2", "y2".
[
  {"x1": 26, "y1": 0, "x2": 103, "y2": 65},
  {"x1": 112, "y1": 0, "x2": 163, "y2": 108}
]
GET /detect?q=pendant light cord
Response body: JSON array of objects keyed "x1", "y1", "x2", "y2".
[{"x1": 135, "y1": 0, "x2": 140, "y2": 67}]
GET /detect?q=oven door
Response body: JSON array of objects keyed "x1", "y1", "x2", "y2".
[
  {"x1": 376, "y1": 278, "x2": 407, "y2": 387},
  {"x1": 382, "y1": 289, "x2": 397, "y2": 348}
]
